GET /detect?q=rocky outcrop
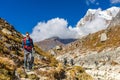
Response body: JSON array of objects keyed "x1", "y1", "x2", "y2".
[
  {"x1": 109, "y1": 10, "x2": 120, "y2": 27},
  {"x1": 82, "y1": 47, "x2": 120, "y2": 80}
]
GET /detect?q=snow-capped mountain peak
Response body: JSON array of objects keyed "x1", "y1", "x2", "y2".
[
  {"x1": 106, "y1": 6, "x2": 120, "y2": 17},
  {"x1": 76, "y1": 7, "x2": 120, "y2": 37},
  {"x1": 86, "y1": 8, "x2": 98, "y2": 15}
]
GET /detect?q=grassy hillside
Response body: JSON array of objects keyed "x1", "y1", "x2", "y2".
[
  {"x1": 0, "y1": 18, "x2": 58, "y2": 79},
  {"x1": 0, "y1": 18, "x2": 93, "y2": 80},
  {"x1": 81, "y1": 25, "x2": 120, "y2": 52}
]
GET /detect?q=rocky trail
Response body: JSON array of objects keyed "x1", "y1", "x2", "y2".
[
  {"x1": 15, "y1": 67, "x2": 42, "y2": 80},
  {"x1": 56, "y1": 46, "x2": 120, "y2": 80}
]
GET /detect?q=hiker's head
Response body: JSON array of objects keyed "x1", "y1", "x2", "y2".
[{"x1": 26, "y1": 32, "x2": 30, "y2": 37}]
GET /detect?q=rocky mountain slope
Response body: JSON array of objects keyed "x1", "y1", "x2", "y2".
[
  {"x1": 0, "y1": 18, "x2": 24, "y2": 79},
  {"x1": 0, "y1": 18, "x2": 93, "y2": 80},
  {"x1": 109, "y1": 10, "x2": 120, "y2": 27},
  {"x1": 36, "y1": 37, "x2": 76, "y2": 51},
  {"x1": 54, "y1": 8, "x2": 120, "y2": 80}
]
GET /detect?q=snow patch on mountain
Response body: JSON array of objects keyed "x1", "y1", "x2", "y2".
[
  {"x1": 76, "y1": 7, "x2": 120, "y2": 37},
  {"x1": 77, "y1": 7, "x2": 120, "y2": 27}
]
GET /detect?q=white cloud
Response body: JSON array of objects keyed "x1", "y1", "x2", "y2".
[
  {"x1": 86, "y1": 0, "x2": 99, "y2": 6},
  {"x1": 89, "y1": 0, "x2": 96, "y2": 4},
  {"x1": 78, "y1": 18, "x2": 107, "y2": 36},
  {"x1": 96, "y1": 2, "x2": 99, "y2": 5},
  {"x1": 30, "y1": 17, "x2": 107, "y2": 42},
  {"x1": 30, "y1": 18, "x2": 79, "y2": 42},
  {"x1": 110, "y1": 0, "x2": 120, "y2": 4}
]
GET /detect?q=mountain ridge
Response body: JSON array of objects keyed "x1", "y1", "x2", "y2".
[{"x1": 36, "y1": 37, "x2": 76, "y2": 51}]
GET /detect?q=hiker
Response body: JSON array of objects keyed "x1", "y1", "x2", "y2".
[
  {"x1": 70, "y1": 59, "x2": 74, "y2": 66},
  {"x1": 22, "y1": 32, "x2": 34, "y2": 71},
  {"x1": 63, "y1": 58, "x2": 67, "y2": 66}
]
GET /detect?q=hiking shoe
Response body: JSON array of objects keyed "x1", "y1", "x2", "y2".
[{"x1": 27, "y1": 69, "x2": 30, "y2": 72}]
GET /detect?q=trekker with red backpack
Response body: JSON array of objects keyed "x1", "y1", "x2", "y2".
[{"x1": 22, "y1": 32, "x2": 34, "y2": 71}]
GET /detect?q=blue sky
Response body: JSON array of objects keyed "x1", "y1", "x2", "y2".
[{"x1": 0, "y1": 0, "x2": 120, "y2": 39}]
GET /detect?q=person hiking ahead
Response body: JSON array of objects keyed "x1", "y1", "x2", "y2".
[{"x1": 22, "y1": 32, "x2": 34, "y2": 71}]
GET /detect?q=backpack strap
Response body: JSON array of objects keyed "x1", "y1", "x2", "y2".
[
  {"x1": 29, "y1": 38, "x2": 34, "y2": 47},
  {"x1": 23, "y1": 37, "x2": 33, "y2": 46},
  {"x1": 29, "y1": 38, "x2": 33, "y2": 44},
  {"x1": 23, "y1": 37, "x2": 26, "y2": 45}
]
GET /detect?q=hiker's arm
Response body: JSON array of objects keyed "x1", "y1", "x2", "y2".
[{"x1": 32, "y1": 39, "x2": 34, "y2": 48}]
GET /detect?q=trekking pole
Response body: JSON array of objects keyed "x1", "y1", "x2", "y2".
[{"x1": 32, "y1": 48, "x2": 35, "y2": 70}]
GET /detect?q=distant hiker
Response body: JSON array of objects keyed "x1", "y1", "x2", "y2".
[
  {"x1": 70, "y1": 59, "x2": 74, "y2": 66},
  {"x1": 63, "y1": 58, "x2": 67, "y2": 66},
  {"x1": 22, "y1": 32, "x2": 34, "y2": 71}
]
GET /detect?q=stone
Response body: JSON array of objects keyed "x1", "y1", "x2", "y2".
[
  {"x1": 100, "y1": 33, "x2": 107, "y2": 42},
  {"x1": 48, "y1": 50, "x2": 56, "y2": 56},
  {"x1": 55, "y1": 45, "x2": 62, "y2": 50}
]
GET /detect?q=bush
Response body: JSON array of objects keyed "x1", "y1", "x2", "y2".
[
  {"x1": 0, "y1": 57, "x2": 16, "y2": 70},
  {"x1": 0, "y1": 57, "x2": 16, "y2": 80},
  {"x1": 3, "y1": 47, "x2": 9, "y2": 54},
  {"x1": 66, "y1": 66, "x2": 93, "y2": 80}
]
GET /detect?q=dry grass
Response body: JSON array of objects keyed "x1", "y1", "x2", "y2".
[
  {"x1": 35, "y1": 63, "x2": 93, "y2": 80},
  {"x1": 34, "y1": 44, "x2": 58, "y2": 67},
  {"x1": 111, "y1": 60, "x2": 119, "y2": 66},
  {"x1": 0, "y1": 72, "x2": 11, "y2": 80},
  {"x1": 35, "y1": 63, "x2": 65, "y2": 80},
  {"x1": 0, "y1": 57, "x2": 16, "y2": 80},
  {"x1": 66, "y1": 66, "x2": 93, "y2": 80},
  {"x1": 80, "y1": 25, "x2": 120, "y2": 52},
  {"x1": 0, "y1": 57, "x2": 16, "y2": 70},
  {"x1": 3, "y1": 47, "x2": 9, "y2": 53},
  {"x1": 16, "y1": 68, "x2": 27, "y2": 78}
]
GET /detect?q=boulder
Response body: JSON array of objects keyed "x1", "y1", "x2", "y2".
[
  {"x1": 48, "y1": 50, "x2": 56, "y2": 56},
  {"x1": 55, "y1": 46, "x2": 62, "y2": 50},
  {"x1": 100, "y1": 33, "x2": 107, "y2": 42}
]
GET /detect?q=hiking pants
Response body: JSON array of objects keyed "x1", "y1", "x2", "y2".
[{"x1": 24, "y1": 49, "x2": 34, "y2": 70}]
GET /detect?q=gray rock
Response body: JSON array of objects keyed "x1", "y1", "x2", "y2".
[
  {"x1": 100, "y1": 33, "x2": 107, "y2": 42},
  {"x1": 48, "y1": 50, "x2": 56, "y2": 56},
  {"x1": 55, "y1": 45, "x2": 62, "y2": 50}
]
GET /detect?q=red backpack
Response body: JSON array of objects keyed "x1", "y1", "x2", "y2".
[{"x1": 23, "y1": 37, "x2": 33, "y2": 51}]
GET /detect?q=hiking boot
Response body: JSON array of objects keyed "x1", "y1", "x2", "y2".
[{"x1": 27, "y1": 69, "x2": 30, "y2": 72}]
